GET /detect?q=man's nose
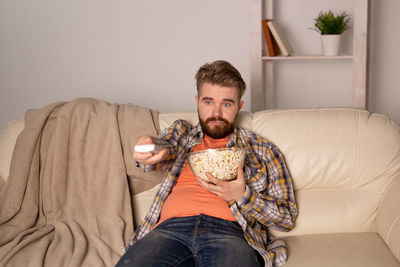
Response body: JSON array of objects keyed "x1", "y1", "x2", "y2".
[{"x1": 212, "y1": 104, "x2": 222, "y2": 117}]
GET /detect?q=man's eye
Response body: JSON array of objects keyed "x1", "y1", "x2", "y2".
[
  {"x1": 223, "y1": 103, "x2": 232, "y2": 108},
  {"x1": 205, "y1": 101, "x2": 212, "y2": 105}
]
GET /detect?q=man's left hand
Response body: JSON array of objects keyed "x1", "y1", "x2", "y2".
[{"x1": 196, "y1": 165, "x2": 245, "y2": 202}]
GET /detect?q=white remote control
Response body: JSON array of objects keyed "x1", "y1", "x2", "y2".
[{"x1": 134, "y1": 144, "x2": 164, "y2": 153}]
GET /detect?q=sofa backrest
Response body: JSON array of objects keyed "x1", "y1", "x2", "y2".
[
  {"x1": 1, "y1": 108, "x2": 399, "y2": 237},
  {"x1": 159, "y1": 108, "x2": 400, "y2": 237}
]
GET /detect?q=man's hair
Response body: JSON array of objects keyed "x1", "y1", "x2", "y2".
[{"x1": 195, "y1": 60, "x2": 246, "y2": 98}]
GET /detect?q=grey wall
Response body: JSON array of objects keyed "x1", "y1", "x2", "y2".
[
  {"x1": 368, "y1": 0, "x2": 400, "y2": 125},
  {"x1": 0, "y1": 0, "x2": 251, "y2": 128}
]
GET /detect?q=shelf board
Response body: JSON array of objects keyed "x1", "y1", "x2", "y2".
[{"x1": 262, "y1": 55, "x2": 353, "y2": 60}]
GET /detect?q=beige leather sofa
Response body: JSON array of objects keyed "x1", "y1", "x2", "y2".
[{"x1": 1, "y1": 108, "x2": 400, "y2": 267}]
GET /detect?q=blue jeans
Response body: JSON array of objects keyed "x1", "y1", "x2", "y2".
[{"x1": 115, "y1": 214, "x2": 263, "y2": 267}]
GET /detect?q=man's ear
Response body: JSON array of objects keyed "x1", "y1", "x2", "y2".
[
  {"x1": 239, "y1": 100, "x2": 244, "y2": 110},
  {"x1": 195, "y1": 95, "x2": 198, "y2": 103}
]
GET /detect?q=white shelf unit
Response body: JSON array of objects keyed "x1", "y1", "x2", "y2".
[{"x1": 249, "y1": 0, "x2": 369, "y2": 111}]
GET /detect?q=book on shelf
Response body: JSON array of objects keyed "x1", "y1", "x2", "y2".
[
  {"x1": 267, "y1": 20, "x2": 293, "y2": 56},
  {"x1": 261, "y1": 19, "x2": 281, "y2": 56}
]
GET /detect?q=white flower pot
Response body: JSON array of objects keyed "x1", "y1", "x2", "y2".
[{"x1": 321, "y1": 34, "x2": 341, "y2": 56}]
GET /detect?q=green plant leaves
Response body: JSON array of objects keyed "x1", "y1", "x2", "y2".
[{"x1": 312, "y1": 10, "x2": 351, "y2": 35}]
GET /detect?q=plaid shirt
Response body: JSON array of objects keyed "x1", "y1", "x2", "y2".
[{"x1": 128, "y1": 120, "x2": 297, "y2": 267}]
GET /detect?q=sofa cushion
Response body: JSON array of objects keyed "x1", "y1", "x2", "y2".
[
  {"x1": 270, "y1": 189, "x2": 380, "y2": 238},
  {"x1": 253, "y1": 109, "x2": 400, "y2": 236},
  {"x1": 284, "y1": 233, "x2": 400, "y2": 267},
  {"x1": 132, "y1": 183, "x2": 161, "y2": 226},
  {"x1": 0, "y1": 117, "x2": 24, "y2": 183},
  {"x1": 253, "y1": 109, "x2": 365, "y2": 190}
]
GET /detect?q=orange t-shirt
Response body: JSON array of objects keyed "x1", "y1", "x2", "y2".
[{"x1": 157, "y1": 135, "x2": 236, "y2": 226}]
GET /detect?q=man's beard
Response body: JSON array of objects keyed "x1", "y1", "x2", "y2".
[{"x1": 199, "y1": 116, "x2": 236, "y2": 139}]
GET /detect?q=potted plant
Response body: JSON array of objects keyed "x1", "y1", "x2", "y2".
[{"x1": 311, "y1": 10, "x2": 351, "y2": 56}]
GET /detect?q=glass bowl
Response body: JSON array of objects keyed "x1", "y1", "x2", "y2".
[{"x1": 188, "y1": 148, "x2": 246, "y2": 181}]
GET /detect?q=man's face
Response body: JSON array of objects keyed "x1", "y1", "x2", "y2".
[{"x1": 196, "y1": 82, "x2": 244, "y2": 139}]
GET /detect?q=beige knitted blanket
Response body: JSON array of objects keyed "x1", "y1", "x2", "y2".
[{"x1": 0, "y1": 98, "x2": 163, "y2": 266}]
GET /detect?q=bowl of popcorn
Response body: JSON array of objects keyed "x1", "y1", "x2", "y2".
[{"x1": 188, "y1": 148, "x2": 246, "y2": 182}]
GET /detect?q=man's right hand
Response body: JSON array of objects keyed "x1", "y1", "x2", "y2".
[{"x1": 134, "y1": 136, "x2": 169, "y2": 165}]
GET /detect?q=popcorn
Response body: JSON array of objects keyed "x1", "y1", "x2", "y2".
[{"x1": 188, "y1": 148, "x2": 246, "y2": 181}]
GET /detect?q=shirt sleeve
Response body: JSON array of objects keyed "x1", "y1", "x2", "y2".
[
  {"x1": 235, "y1": 142, "x2": 298, "y2": 232},
  {"x1": 137, "y1": 120, "x2": 189, "y2": 172}
]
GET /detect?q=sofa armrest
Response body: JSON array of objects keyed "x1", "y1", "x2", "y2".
[
  {"x1": 0, "y1": 117, "x2": 25, "y2": 183},
  {"x1": 377, "y1": 174, "x2": 400, "y2": 262}
]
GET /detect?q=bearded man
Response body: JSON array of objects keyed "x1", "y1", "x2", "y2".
[{"x1": 115, "y1": 60, "x2": 297, "y2": 267}]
